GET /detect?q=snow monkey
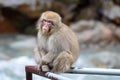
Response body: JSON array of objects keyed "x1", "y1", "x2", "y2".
[{"x1": 34, "y1": 11, "x2": 79, "y2": 73}]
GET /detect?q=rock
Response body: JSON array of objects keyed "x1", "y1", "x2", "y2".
[
  {"x1": 76, "y1": 30, "x2": 99, "y2": 44},
  {"x1": 17, "y1": 4, "x2": 41, "y2": 19},
  {"x1": 0, "y1": 14, "x2": 17, "y2": 34},
  {"x1": 75, "y1": 6, "x2": 97, "y2": 21},
  {"x1": 114, "y1": 28, "x2": 120, "y2": 41},
  {"x1": 107, "y1": 24, "x2": 116, "y2": 31},
  {"x1": 102, "y1": 0, "x2": 120, "y2": 25},
  {"x1": 96, "y1": 24, "x2": 112, "y2": 42},
  {"x1": 113, "y1": 17, "x2": 120, "y2": 25},
  {"x1": 24, "y1": 25, "x2": 37, "y2": 35},
  {"x1": 71, "y1": 20, "x2": 113, "y2": 49},
  {"x1": 1, "y1": 7, "x2": 33, "y2": 33},
  {"x1": 70, "y1": 20, "x2": 95, "y2": 32},
  {"x1": 70, "y1": 20, "x2": 120, "y2": 49},
  {"x1": 113, "y1": 0, "x2": 120, "y2": 6},
  {"x1": 53, "y1": 0, "x2": 79, "y2": 5},
  {"x1": 90, "y1": 51, "x2": 117, "y2": 68},
  {"x1": 0, "y1": 0, "x2": 38, "y2": 7}
]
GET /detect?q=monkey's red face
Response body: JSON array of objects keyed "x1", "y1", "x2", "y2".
[{"x1": 42, "y1": 19, "x2": 53, "y2": 32}]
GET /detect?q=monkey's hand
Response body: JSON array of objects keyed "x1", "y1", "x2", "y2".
[
  {"x1": 42, "y1": 56, "x2": 52, "y2": 65},
  {"x1": 41, "y1": 52, "x2": 57, "y2": 65},
  {"x1": 34, "y1": 46, "x2": 47, "y2": 70}
]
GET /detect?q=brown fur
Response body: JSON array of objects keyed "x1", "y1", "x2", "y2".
[{"x1": 34, "y1": 11, "x2": 79, "y2": 73}]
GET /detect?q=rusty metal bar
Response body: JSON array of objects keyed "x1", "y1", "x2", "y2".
[{"x1": 25, "y1": 66, "x2": 72, "y2": 80}]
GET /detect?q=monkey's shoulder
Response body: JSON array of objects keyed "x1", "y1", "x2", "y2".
[{"x1": 48, "y1": 28, "x2": 73, "y2": 44}]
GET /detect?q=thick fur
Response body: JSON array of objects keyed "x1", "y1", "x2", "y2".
[{"x1": 34, "y1": 11, "x2": 79, "y2": 73}]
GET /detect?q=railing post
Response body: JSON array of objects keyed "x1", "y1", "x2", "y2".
[
  {"x1": 25, "y1": 67, "x2": 32, "y2": 80},
  {"x1": 26, "y1": 71, "x2": 32, "y2": 80}
]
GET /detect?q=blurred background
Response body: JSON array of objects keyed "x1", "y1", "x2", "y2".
[{"x1": 0, "y1": 0, "x2": 120, "y2": 80}]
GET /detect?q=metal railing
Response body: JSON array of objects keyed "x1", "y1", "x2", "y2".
[
  {"x1": 25, "y1": 66, "x2": 72, "y2": 80},
  {"x1": 25, "y1": 66, "x2": 120, "y2": 80}
]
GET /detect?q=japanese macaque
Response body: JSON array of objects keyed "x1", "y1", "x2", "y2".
[{"x1": 34, "y1": 11, "x2": 79, "y2": 73}]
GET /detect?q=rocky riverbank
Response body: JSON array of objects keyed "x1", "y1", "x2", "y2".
[{"x1": 70, "y1": 20, "x2": 120, "y2": 50}]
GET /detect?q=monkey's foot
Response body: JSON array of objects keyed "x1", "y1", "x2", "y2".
[{"x1": 41, "y1": 65, "x2": 50, "y2": 72}]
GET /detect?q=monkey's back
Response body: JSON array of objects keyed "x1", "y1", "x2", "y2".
[{"x1": 55, "y1": 23, "x2": 79, "y2": 61}]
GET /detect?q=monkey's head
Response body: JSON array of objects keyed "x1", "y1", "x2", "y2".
[{"x1": 37, "y1": 11, "x2": 62, "y2": 35}]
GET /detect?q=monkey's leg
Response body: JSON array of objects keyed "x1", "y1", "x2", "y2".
[{"x1": 52, "y1": 51, "x2": 73, "y2": 73}]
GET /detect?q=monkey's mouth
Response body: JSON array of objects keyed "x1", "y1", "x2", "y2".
[
  {"x1": 43, "y1": 25, "x2": 49, "y2": 31},
  {"x1": 42, "y1": 22, "x2": 52, "y2": 32},
  {"x1": 43, "y1": 25, "x2": 51, "y2": 32}
]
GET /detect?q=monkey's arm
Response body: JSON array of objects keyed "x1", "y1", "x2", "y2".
[
  {"x1": 41, "y1": 37, "x2": 70, "y2": 65},
  {"x1": 41, "y1": 51, "x2": 58, "y2": 64},
  {"x1": 34, "y1": 46, "x2": 46, "y2": 65}
]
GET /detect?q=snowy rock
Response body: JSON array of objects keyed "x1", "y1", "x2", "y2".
[
  {"x1": 103, "y1": 1, "x2": 120, "y2": 19},
  {"x1": 71, "y1": 20, "x2": 115, "y2": 49},
  {"x1": 114, "y1": 28, "x2": 120, "y2": 40},
  {"x1": 0, "y1": 0, "x2": 37, "y2": 8}
]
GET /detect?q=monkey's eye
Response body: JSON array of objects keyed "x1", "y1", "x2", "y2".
[
  {"x1": 48, "y1": 21, "x2": 54, "y2": 25},
  {"x1": 42, "y1": 19, "x2": 54, "y2": 25},
  {"x1": 42, "y1": 19, "x2": 47, "y2": 22}
]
